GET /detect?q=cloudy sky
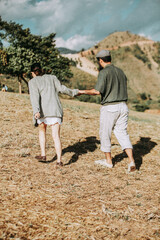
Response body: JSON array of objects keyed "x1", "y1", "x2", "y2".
[{"x1": 0, "y1": 0, "x2": 160, "y2": 50}]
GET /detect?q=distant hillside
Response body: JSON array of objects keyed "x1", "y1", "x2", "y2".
[
  {"x1": 61, "y1": 31, "x2": 160, "y2": 110},
  {"x1": 91, "y1": 31, "x2": 152, "y2": 50},
  {"x1": 1, "y1": 31, "x2": 160, "y2": 111},
  {"x1": 79, "y1": 31, "x2": 160, "y2": 100},
  {"x1": 58, "y1": 47, "x2": 78, "y2": 54}
]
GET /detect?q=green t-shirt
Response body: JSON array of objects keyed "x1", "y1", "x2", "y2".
[{"x1": 95, "y1": 64, "x2": 128, "y2": 105}]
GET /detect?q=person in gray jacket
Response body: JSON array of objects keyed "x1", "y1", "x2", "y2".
[{"x1": 29, "y1": 63, "x2": 79, "y2": 165}]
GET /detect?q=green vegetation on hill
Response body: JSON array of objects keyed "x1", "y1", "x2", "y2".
[
  {"x1": 57, "y1": 47, "x2": 78, "y2": 54},
  {"x1": 67, "y1": 66, "x2": 97, "y2": 89},
  {"x1": 131, "y1": 44, "x2": 151, "y2": 68},
  {"x1": 93, "y1": 31, "x2": 149, "y2": 49},
  {"x1": 153, "y1": 42, "x2": 160, "y2": 68},
  {"x1": 66, "y1": 66, "x2": 101, "y2": 104},
  {"x1": 80, "y1": 31, "x2": 160, "y2": 110},
  {"x1": 1, "y1": 30, "x2": 160, "y2": 111}
]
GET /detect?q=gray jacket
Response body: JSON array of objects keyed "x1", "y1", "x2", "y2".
[{"x1": 29, "y1": 74, "x2": 78, "y2": 120}]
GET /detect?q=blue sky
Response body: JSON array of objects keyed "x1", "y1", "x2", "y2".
[{"x1": 0, "y1": 0, "x2": 160, "y2": 50}]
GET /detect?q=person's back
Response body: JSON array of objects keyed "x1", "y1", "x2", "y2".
[
  {"x1": 29, "y1": 73, "x2": 78, "y2": 118},
  {"x1": 31, "y1": 74, "x2": 58, "y2": 101},
  {"x1": 29, "y1": 62, "x2": 79, "y2": 165},
  {"x1": 95, "y1": 64, "x2": 128, "y2": 105},
  {"x1": 79, "y1": 49, "x2": 136, "y2": 172}
]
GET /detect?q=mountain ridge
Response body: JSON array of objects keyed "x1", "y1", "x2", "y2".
[
  {"x1": 57, "y1": 47, "x2": 78, "y2": 54},
  {"x1": 63, "y1": 31, "x2": 160, "y2": 102}
]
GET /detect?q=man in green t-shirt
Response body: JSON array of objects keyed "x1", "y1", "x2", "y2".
[{"x1": 79, "y1": 50, "x2": 136, "y2": 172}]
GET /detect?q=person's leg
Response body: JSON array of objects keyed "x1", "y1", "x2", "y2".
[
  {"x1": 113, "y1": 103, "x2": 135, "y2": 170},
  {"x1": 38, "y1": 122, "x2": 47, "y2": 156},
  {"x1": 51, "y1": 123, "x2": 62, "y2": 163},
  {"x1": 125, "y1": 148, "x2": 135, "y2": 163},
  {"x1": 98, "y1": 106, "x2": 118, "y2": 166},
  {"x1": 104, "y1": 152, "x2": 112, "y2": 165}
]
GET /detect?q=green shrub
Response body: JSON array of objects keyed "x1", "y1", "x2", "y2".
[
  {"x1": 124, "y1": 46, "x2": 131, "y2": 52},
  {"x1": 134, "y1": 104, "x2": 149, "y2": 112},
  {"x1": 75, "y1": 82, "x2": 87, "y2": 90},
  {"x1": 77, "y1": 95, "x2": 101, "y2": 104},
  {"x1": 140, "y1": 92, "x2": 147, "y2": 100},
  {"x1": 78, "y1": 95, "x2": 91, "y2": 102},
  {"x1": 153, "y1": 42, "x2": 160, "y2": 67},
  {"x1": 95, "y1": 96, "x2": 101, "y2": 104},
  {"x1": 132, "y1": 44, "x2": 150, "y2": 64},
  {"x1": 146, "y1": 99, "x2": 152, "y2": 105},
  {"x1": 7, "y1": 87, "x2": 15, "y2": 92},
  {"x1": 147, "y1": 63, "x2": 152, "y2": 70},
  {"x1": 132, "y1": 99, "x2": 140, "y2": 104}
]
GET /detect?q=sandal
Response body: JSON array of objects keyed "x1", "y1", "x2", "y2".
[
  {"x1": 56, "y1": 162, "x2": 63, "y2": 166},
  {"x1": 35, "y1": 156, "x2": 46, "y2": 161},
  {"x1": 128, "y1": 161, "x2": 136, "y2": 172}
]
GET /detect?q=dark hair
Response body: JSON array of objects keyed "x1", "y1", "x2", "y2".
[
  {"x1": 97, "y1": 56, "x2": 111, "y2": 63},
  {"x1": 31, "y1": 63, "x2": 42, "y2": 76}
]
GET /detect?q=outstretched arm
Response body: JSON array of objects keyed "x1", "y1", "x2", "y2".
[
  {"x1": 54, "y1": 76, "x2": 78, "y2": 97},
  {"x1": 78, "y1": 89, "x2": 100, "y2": 95}
]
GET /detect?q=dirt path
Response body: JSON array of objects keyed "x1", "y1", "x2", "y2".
[
  {"x1": 62, "y1": 53, "x2": 98, "y2": 76},
  {"x1": 120, "y1": 40, "x2": 154, "y2": 48},
  {"x1": 0, "y1": 92, "x2": 160, "y2": 239}
]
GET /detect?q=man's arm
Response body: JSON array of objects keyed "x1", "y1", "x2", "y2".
[{"x1": 78, "y1": 89, "x2": 100, "y2": 95}]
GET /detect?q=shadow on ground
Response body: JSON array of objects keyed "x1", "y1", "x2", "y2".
[
  {"x1": 112, "y1": 137, "x2": 157, "y2": 169},
  {"x1": 42, "y1": 137, "x2": 157, "y2": 169},
  {"x1": 63, "y1": 136, "x2": 100, "y2": 165},
  {"x1": 43, "y1": 136, "x2": 100, "y2": 164}
]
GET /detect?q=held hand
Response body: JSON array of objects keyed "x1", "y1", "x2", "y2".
[
  {"x1": 77, "y1": 89, "x2": 100, "y2": 96},
  {"x1": 34, "y1": 112, "x2": 40, "y2": 119},
  {"x1": 77, "y1": 90, "x2": 85, "y2": 95}
]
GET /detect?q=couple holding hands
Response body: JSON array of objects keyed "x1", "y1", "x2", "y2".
[{"x1": 29, "y1": 50, "x2": 136, "y2": 172}]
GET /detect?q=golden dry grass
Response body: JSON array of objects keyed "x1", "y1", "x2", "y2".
[{"x1": 0, "y1": 92, "x2": 160, "y2": 240}]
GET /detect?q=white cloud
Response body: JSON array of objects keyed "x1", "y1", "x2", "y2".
[
  {"x1": 0, "y1": 0, "x2": 102, "y2": 36},
  {"x1": 0, "y1": 0, "x2": 35, "y2": 19},
  {"x1": 56, "y1": 35, "x2": 95, "y2": 51},
  {"x1": 0, "y1": 0, "x2": 160, "y2": 50},
  {"x1": 138, "y1": 33, "x2": 152, "y2": 40}
]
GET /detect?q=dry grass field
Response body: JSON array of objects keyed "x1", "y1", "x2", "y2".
[{"x1": 0, "y1": 92, "x2": 160, "y2": 240}]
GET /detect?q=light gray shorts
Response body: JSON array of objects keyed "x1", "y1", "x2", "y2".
[{"x1": 100, "y1": 102, "x2": 133, "y2": 152}]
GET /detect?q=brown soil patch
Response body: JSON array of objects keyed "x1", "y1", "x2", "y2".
[
  {"x1": 145, "y1": 109, "x2": 160, "y2": 115},
  {"x1": 0, "y1": 92, "x2": 160, "y2": 240}
]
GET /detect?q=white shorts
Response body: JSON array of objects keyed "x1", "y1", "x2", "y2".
[{"x1": 37, "y1": 117, "x2": 62, "y2": 125}]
